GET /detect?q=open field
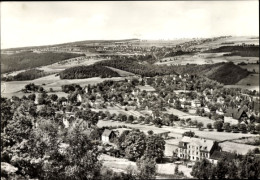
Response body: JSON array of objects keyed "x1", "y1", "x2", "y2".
[
  {"x1": 106, "y1": 66, "x2": 135, "y2": 77},
  {"x1": 156, "y1": 52, "x2": 258, "y2": 66},
  {"x1": 219, "y1": 141, "x2": 257, "y2": 155},
  {"x1": 136, "y1": 85, "x2": 156, "y2": 92},
  {"x1": 236, "y1": 73, "x2": 259, "y2": 86},
  {"x1": 1, "y1": 74, "x2": 127, "y2": 95},
  {"x1": 97, "y1": 120, "x2": 259, "y2": 142},
  {"x1": 239, "y1": 64, "x2": 259, "y2": 73},
  {"x1": 224, "y1": 73, "x2": 259, "y2": 92}
]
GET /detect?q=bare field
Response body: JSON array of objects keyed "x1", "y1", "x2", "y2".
[
  {"x1": 136, "y1": 85, "x2": 156, "y2": 92},
  {"x1": 219, "y1": 141, "x2": 257, "y2": 155},
  {"x1": 239, "y1": 64, "x2": 259, "y2": 73},
  {"x1": 236, "y1": 74, "x2": 259, "y2": 86},
  {"x1": 156, "y1": 53, "x2": 258, "y2": 66}
]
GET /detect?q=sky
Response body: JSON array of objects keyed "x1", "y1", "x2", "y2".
[{"x1": 1, "y1": 1, "x2": 259, "y2": 49}]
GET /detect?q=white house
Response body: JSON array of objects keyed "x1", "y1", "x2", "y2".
[
  {"x1": 191, "y1": 100, "x2": 201, "y2": 108},
  {"x1": 204, "y1": 105, "x2": 211, "y2": 113},
  {"x1": 101, "y1": 129, "x2": 117, "y2": 143}
]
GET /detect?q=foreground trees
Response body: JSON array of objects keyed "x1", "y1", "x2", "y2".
[{"x1": 191, "y1": 152, "x2": 260, "y2": 179}]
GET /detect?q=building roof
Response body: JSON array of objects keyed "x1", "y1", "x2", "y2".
[
  {"x1": 102, "y1": 129, "x2": 113, "y2": 137},
  {"x1": 180, "y1": 137, "x2": 215, "y2": 152},
  {"x1": 210, "y1": 151, "x2": 236, "y2": 161}
]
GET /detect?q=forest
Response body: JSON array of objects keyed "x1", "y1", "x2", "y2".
[
  {"x1": 97, "y1": 56, "x2": 249, "y2": 84},
  {"x1": 2, "y1": 69, "x2": 49, "y2": 81},
  {"x1": 59, "y1": 65, "x2": 120, "y2": 79},
  {"x1": 204, "y1": 45, "x2": 259, "y2": 57},
  {"x1": 1, "y1": 52, "x2": 84, "y2": 74}
]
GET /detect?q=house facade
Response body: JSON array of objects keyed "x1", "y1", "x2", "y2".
[{"x1": 177, "y1": 137, "x2": 218, "y2": 161}]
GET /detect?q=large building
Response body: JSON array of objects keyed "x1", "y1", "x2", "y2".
[{"x1": 177, "y1": 137, "x2": 218, "y2": 161}]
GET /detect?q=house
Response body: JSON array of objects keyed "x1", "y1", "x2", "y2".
[
  {"x1": 191, "y1": 100, "x2": 201, "y2": 108},
  {"x1": 225, "y1": 107, "x2": 248, "y2": 121},
  {"x1": 217, "y1": 97, "x2": 225, "y2": 104},
  {"x1": 102, "y1": 129, "x2": 117, "y2": 143},
  {"x1": 208, "y1": 151, "x2": 236, "y2": 164},
  {"x1": 155, "y1": 131, "x2": 171, "y2": 139},
  {"x1": 177, "y1": 137, "x2": 218, "y2": 161},
  {"x1": 205, "y1": 95, "x2": 213, "y2": 102},
  {"x1": 216, "y1": 108, "x2": 224, "y2": 115},
  {"x1": 77, "y1": 94, "x2": 82, "y2": 103},
  {"x1": 204, "y1": 105, "x2": 211, "y2": 113}
]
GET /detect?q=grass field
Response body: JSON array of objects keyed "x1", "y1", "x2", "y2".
[
  {"x1": 219, "y1": 141, "x2": 257, "y2": 155},
  {"x1": 156, "y1": 53, "x2": 258, "y2": 66},
  {"x1": 239, "y1": 64, "x2": 259, "y2": 73}
]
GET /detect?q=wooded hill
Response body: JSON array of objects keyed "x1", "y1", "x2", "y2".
[
  {"x1": 2, "y1": 69, "x2": 49, "y2": 81},
  {"x1": 59, "y1": 65, "x2": 120, "y2": 79},
  {"x1": 97, "y1": 57, "x2": 249, "y2": 85},
  {"x1": 1, "y1": 52, "x2": 84, "y2": 74},
  {"x1": 204, "y1": 45, "x2": 259, "y2": 57},
  {"x1": 171, "y1": 62, "x2": 250, "y2": 85}
]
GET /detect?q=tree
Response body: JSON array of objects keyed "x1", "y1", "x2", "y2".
[
  {"x1": 191, "y1": 158, "x2": 214, "y2": 179},
  {"x1": 197, "y1": 122, "x2": 204, "y2": 129},
  {"x1": 144, "y1": 135, "x2": 165, "y2": 162},
  {"x1": 223, "y1": 122, "x2": 231, "y2": 132},
  {"x1": 136, "y1": 157, "x2": 157, "y2": 180},
  {"x1": 214, "y1": 121, "x2": 223, "y2": 132},
  {"x1": 42, "y1": 124, "x2": 102, "y2": 179},
  {"x1": 174, "y1": 165, "x2": 179, "y2": 175},
  {"x1": 127, "y1": 115, "x2": 134, "y2": 123},
  {"x1": 182, "y1": 131, "x2": 195, "y2": 137},
  {"x1": 124, "y1": 130, "x2": 146, "y2": 161},
  {"x1": 256, "y1": 124, "x2": 260, "y2": 133},
  {"x1": 239, "y1": 153, "x2": 260, "y2": 179},
  {"x1": 215, "y1": 158, "x2": 229, "y2": 179},
  {"x1": 147, "y1": 130, "x2": 154, "y2": 135},
  {"x1": 207, "y1": 123, "x2": 212, "y2": 130},
  {"x1": 238, "y1": 123, "x2": 247, "y2": 133}
]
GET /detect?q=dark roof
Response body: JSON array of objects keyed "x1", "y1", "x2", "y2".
[
  {"x1": 102, "y1": 129, "x2": 113, "y2": 137},
  {"x1": 225, "y1": 107, "x2": 248, "y2": 120},
  {"x1": 210, "y1": 151, "x2": 236, "y2": 161}
]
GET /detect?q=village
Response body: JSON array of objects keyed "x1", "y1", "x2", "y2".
[{"x1": 9, "y1": 70, "x2": 255, "y2": 177}]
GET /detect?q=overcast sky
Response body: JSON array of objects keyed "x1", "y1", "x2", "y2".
[{"x1": 1, "y1": 1, "x2": 259, "y2": 49}]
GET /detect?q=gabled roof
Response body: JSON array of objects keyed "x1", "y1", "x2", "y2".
[
  {"x1": 180, "y1": 137, "x2": 215, "y2": 152},
  {"x1": 102, "y1": 129, "x2": 113, "y2": 137},
  {"x1": 210, "y1": 151, "x2": 236, "y2": 161}
]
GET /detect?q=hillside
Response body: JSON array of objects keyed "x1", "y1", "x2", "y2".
[
  {"x1": 2, "y1": 39, "x2": 140, "y2": 51},
  {"x1": 171, "y1": 62, "x2": 250, "y2": 85},
  {"x1": 2, "y1": 69, "x2": 50, "y2": 81},
  {"x1": 59, "y1": 65, "x2": 120, "y2": 79},
  {"x1": 1, "y1": 52, "x2": 85, "y2": 74},
  {"x1": 204, "y1": 45, "x2": 259, "y2": 57}
]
